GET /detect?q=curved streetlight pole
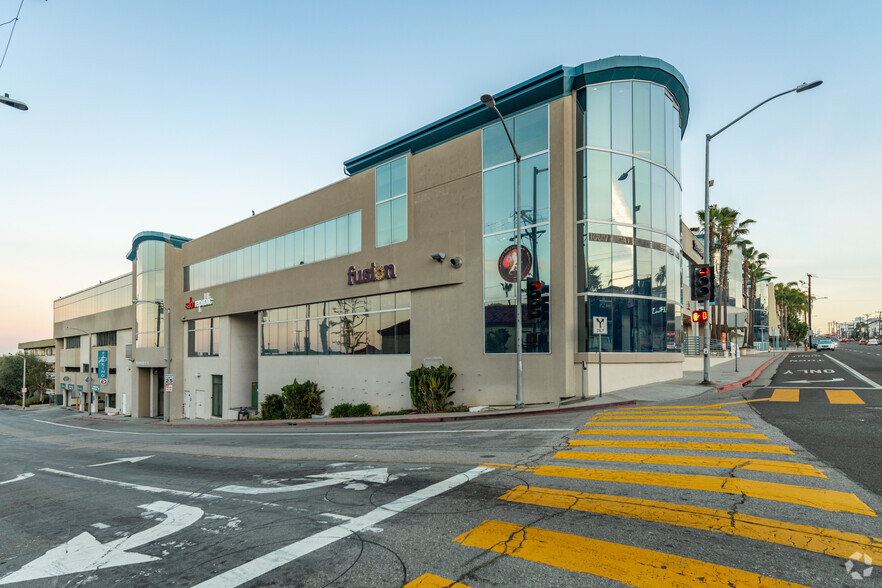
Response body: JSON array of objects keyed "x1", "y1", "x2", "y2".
[
  {"x1": 702, "y1": 80, "x2": 822, "y2": 383},
  {"x1": 0, "y1": 92, "x2": 28, "y2": 111},
  {"x1": 481, "y1": 93, "x2": 524, "y2": 408}
]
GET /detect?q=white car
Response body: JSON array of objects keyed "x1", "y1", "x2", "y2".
[
  {"x1": 816, "y1": 339, "x2": 836, "y2": 351},
  {"x1": 869, "y1": 339, "x2": 879, "y2": 345}
]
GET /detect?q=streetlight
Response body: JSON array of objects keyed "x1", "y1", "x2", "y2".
[
  {"x1": 133, "y1": 299, "x2": 172, "y2": 422},
  {"x1": 65, "y1": 326, "x2": 95, "y2": 413},
  {"x1": 481, "y1": 93, "x2": 524, "y2": 408},
  {"x1": 702, "y1": 79, "x2": 822, "y2": 383},
  {"x1": 0, "y1": 92, "x2": 28, "y2": 111}
]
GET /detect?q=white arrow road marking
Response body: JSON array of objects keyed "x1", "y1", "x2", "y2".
[
  {"x1": 88, "y1": 456, "x2": 154, "y2": 468},
  {"x1": 0, "y1": 501, "x2": 203, "y2": 585},
  {"x1": 0, "y1": 473, "x2": 33, "y2": 486},
  {"x1": 782, "y1": 378, "x2": 846, "y2": 384},
  {"x1": 40, "y1": 468, "x2": 220, "y2": 500},
  {"x1": 194, "y1": 466, "x2": 493, "y2": 588},
  {"x1": 215, "y1": 468, "x2": 389, "y2": 495}
]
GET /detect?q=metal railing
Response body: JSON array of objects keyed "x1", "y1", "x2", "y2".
[{"x1": 683, "y1": 336, "x2": 727, "y2": 357}]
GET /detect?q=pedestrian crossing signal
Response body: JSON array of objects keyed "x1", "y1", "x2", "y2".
[{"x1": 692, "y1": 310, "x2": 708, "y2": 323}]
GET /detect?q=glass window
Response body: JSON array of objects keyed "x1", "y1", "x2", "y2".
[
  {"x1": 259, "y1": 241, "x2": 268, "y2": 274},
  {"x1": 585, "y1": 150, "x2": 612, "y2": 221},
  {"x1": 634, "y1": 159, "x2": 652, "y2": 228},
  {"x1": 611, "y1": 82, "x2": 633, "y2": 154},
  {"x1": 665, "y1": 96, "x2": 676, "y2": 171},
  {"x1": 635, "y1": 229, "x2": 653, "y2": 297},
  {"x1": 391, "y1": 196, "x2": 407, "y2": 244},
  {"x1": 376, "y1": 162, "x2": 391, "y2": 202},
  {"x1": 483, "y1": 163, "x2": 516, "y2": 234},
  {"x1": 314, "y1": 223, "x2": 326, "y2": 262},
  {"x1": 390, "y1": 157, "x2": 407, "y2": 197},
  {"x1": 303, "y1": 226, "x2": 314, "y2": 264},
  {"x1": 612, "y1": 154, "x2": 634, "y2": 225},
  {"x1": 651, "y1": 165, "x2": 666, "y2": 232},
  {"x1": 294, "y1": 230, "x2": 305, "y2": 266},
  {"x1": 522, "y1": 154, "x2": 549, "y2": 226},
  {"x1": 650, "y1": 84, "x2": 666, "y2": 165},
  {"x1": 483, "y1": 121, "x2": 515, "y2": 169},
  {"x1": 652, "y1": 247, "x2": 667, "y2": 299},
  {"x1": 666, "y1": 173, "x2": 676, "y2": 239},
  {"x1": 376, "y1": 158, "x2": 407, "y2": 248},
  {"x1": 376, "y1": 200, "x2": 392, "y2": 248},
  {"x1": 611, "y1": 236, "x2": 634, "y2": 293},
  {"x1": 336, "y1": 215, "x2": 349, "y2": 255},
  {"x1": 513, "y1": 105, "x2": 548, "y2": 157},
  {"x1": 583, "y1": 223, "x2": 611, "y2": 293},
  {"x1": 349, "y1": 212, "x2": 361, "y2": 253},
  {"x1": 632, "y1": 83, "x2": 651, "y2": 158},
  {"x1": 584, "y1": 84, "x2": 611, "y2": 149}
]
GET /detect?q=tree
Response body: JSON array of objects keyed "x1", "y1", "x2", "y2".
[
  {"x1": 0, "y1": 353, "x2": 52, "y2": 405},
  {"x1": 773, "y1": 282, "x2": 808, "y2": 346},
  {"x1": 694, "y1": 205, "x2": 755, "y2": 338}
]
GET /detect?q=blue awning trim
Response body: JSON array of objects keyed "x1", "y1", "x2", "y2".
[
  {"x1": 343, "y1": 56, "x2": 689, "y2": 176},
  {"x1": 126, "y1": 231, "x2": 191, "y2": 261}
]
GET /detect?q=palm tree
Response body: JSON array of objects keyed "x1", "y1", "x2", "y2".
[
  {"x1": 694, "y1": 205, "x2": 755, "y2": 337},
  {"x1": 773, "y1": 282, "x2": 808, "y2": 346}
]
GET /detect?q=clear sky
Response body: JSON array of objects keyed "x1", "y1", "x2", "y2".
[{"x1": 1, "y1": 0, "x2": 878, "y2": 353}]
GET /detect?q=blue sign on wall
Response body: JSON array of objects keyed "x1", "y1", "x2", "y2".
[{"x1": 97, "y1": 350, "x2": 108, "y2": 379}]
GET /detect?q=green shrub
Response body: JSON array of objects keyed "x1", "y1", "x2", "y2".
[
  {"x1": 330, "y1": 402, "x2": 374, "y2": 418},
  {"x1": 281, "y1": 379, "x2": 323, "y2": 419},
  {"x1": 260, "y1": 393, "x2": 285, "y2": 420},
  {"x1": 378, "y1": 409, "x2": 415, "y2": 416},
  {"x1": 407, "y1": 364, "x2": 456, "y2": 413}
]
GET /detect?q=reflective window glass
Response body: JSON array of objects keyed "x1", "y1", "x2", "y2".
[
  {"x1": 376, "y1": 163, "x2": 391, "y2": 202},
  {"x1": 522, "y1": 154, "x2": 549, "y2": 226},
  {"x1": 633, "y1": 83, "x2": 651, "y2": 158},
  {"x1": 483, "y1": 121, "x2": 515, "y2": 168},
  {"x1": 651, "y1": 165, "x2": 666, "y2": 232},
  {"x1": 665, "y1": 96, "x2": 676, "y2": 170},
  {"x1": 585, "y1": 84, "x2": 611, "y2": 149},
  {"x1": 325, "y1": 220, "x2": 337, "y2": 259},
  {"x1": 376, "y1": 200, "x2": 392, "y2": 248},
  {"x1": 336, "y1": 215, "x2": 349, "y2": 254},
  {"x1": 483, "y1": 163, "x2": 516, "y2": 234},
  {"x1": 650, "y1": 84, "x2": 666, "y2": 165},
  {"x1": 611, "y1": 82, "x2": 632, "y2": 154},
  {"x1": 586, "y1": 150, "x2": 612, "y2": 221},
  {"x1": 349, "y1": 211, "x2": 361, "y2": 253},
  {"x1": 634, "y1": 159, "x2": 652, "y2": 227},
  {"x1": 612, "y1": 154, "x2": 634, "y2": 225},
  {"x1": 513, "y1": 105, "x2": 548, "y2": 157},
  {"x1": 391, "y1": 196, "x2": 407, "y2": 244},
  {"x1": 584, "y1": 223, "x2": 611, "y2": 293},
  {"x1": 294, "y1": 230, "x2": 305, "y2": 266},
  {"x1": 390, "y1": 157, "x2": 407, "y2": 197},
  {"x1": 303, "y1": 226, "x2": 314, "y2": 263}
]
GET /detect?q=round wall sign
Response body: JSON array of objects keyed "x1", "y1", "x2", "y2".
[{"x1": 497, "y1": 244, "x2": 533, "y2": 283}]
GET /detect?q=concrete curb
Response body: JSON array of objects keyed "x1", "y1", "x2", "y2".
[
  {"x1": 145, "y1": 399, "x2": 637, "y2": 427},
  {"x1": 714, "y1": 352, "x2": 791, "y2": 392}
]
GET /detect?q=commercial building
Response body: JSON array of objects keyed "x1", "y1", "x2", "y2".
[{"x1": 52, "y1": 55, "x2": 690, "y2": 419}]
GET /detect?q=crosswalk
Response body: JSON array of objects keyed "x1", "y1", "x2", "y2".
[
  {"x1": 408, "y1": 401, "x2": 881, "y2": 587},
  {"x1": 767, "y1": 388, "x2": 868, "y2": 404}
]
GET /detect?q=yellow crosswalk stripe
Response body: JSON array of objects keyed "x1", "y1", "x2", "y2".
[
  {"x1": 530, "y1": 465, "x2": 876, "y2": 516},
  {"x1": 403, "y1": 573, "x2": 472, "y2": 588},
  {"x1": 582, "y1": 421, "x2": 753, "y2": 428},
  {"x1": 826, "y1": 389, "x2": 865, "y2": 404},
  {"x1": 770, "y1": 389, "x2": 800, "y2": 402},
  {"x1": 454, "y1": 520, "x2": 810, "y2": 587},
  {"x1": 552, "y1": 451, "x2": 825, "y2": 477},
  {"x1": 590, "y1": 415, "x2": 741, "y2": 421},
  {"x1": 577, "y1": 429, "x2": 769, "y2": 439},
  {"x1": 499, "y1": 486, "x2": 882, "y2": 562},
  {"x1": 568, "y1": 439, "x2": 792, "y2": 454},
  {"x1": 596, "y1": 410, "x2": 732, "y2": 416}
]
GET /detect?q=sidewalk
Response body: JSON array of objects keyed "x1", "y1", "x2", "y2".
[{"x1": 108, "y1": 350, "x2": 786, "y2": 427}]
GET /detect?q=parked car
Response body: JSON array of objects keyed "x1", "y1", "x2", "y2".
[
  {"x1": 816, "y1": 339, "x2": 836, "y2": 351},
  {"x1": 860, "y1": 339, "x2": 868, "y2": 345},
  {"x1": 869, "y1": 339, "x2": 879, "y2": 345}
]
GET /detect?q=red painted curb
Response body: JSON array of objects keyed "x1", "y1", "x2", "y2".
[
  {"x1": 147, "y1": 399, "x2": 637, "y2": 427},
  {"x1": 715, "y1": 352, "x2": 792, "y2": 392}
]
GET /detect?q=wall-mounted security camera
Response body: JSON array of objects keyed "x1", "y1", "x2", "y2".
[
  {"x1": 431, "y1": 252, "x2": 446, "y2": 263},
  {"x1": 450, "y1": 256, "x2": 463, "y2": 268}
]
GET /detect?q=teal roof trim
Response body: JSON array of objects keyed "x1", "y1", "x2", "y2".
[
  {"x1": 126, "y1": 231, "x2": 191, "y2": 261},
  {"x1": 343, "y1": 56, "x2": 689, "y2": 176}
]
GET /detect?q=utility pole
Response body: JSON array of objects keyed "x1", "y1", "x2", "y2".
[{"x1": 806, "y1": 273, "x2": 813, "y2": 348}]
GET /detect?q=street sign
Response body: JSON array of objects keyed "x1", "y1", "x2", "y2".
[
  {"x1": 164, "y1": 374, "x2": 174, "y2": 385},
  {"x1": 99, "y1": 378, "x2": 108, "y2": 385},
  {"x1": 91, "y1": 384, "x2": 100, "y2": 392},
  {"x1": 592, "y1": 316, "x2": 608, "y2": 335},
  {"x1": 21, "y1": 387, "x2": 27, "y2": 394},
  {"x1": 97, "y1": 350, "x2": 108, "y2": 379}
]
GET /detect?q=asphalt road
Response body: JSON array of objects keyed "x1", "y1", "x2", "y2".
[
  {"x1": 749, "y1": 344, "x2": 882, "y2": 495},
  {"x1": 1, "y1": 383, "x2": 880, "y2": 587}
]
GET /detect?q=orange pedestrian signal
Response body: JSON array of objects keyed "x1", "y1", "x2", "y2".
[{"x1": 692, "y1": 310, "x2": 708, "y2": 323}]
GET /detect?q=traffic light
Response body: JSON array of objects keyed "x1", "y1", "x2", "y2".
[
  {"x1": 691, "y1": 309, "x2": 709, "y2": 323},
  {"x1": 540, "y1": 283, "x2": 550, "y2": 321},
  {"x1": 691, "y1": 264, "x2": 715, "y2": 303},
  {"x1": 526, "y1": 278, "x2": 543, "y2": 321}
]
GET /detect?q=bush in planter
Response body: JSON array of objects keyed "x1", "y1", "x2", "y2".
[
  {"x1": 260, "y1": 393, "x2": 285, "y2": 420},
  {"x1": 407, "y1": 364, "x2": 456, "y2": 413},
  {"x1": 330, "y1": 402, "x2": 373, "y2": 418},
  {"x1": 281, "y1": 379, "x2": 323, "y2": 419}
]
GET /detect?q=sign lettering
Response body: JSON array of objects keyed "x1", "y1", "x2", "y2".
[
  {"x1": 348, "y1": 263, "x2": 397, "y2": 286},
  {"x1": 185, "y1": 293, "x2": 214, "y2": 312}
]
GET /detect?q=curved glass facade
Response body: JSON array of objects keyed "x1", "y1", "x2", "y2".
[
  {"x1": 135, "y1": 240, "x2": 165, "y2": 348},
  {"x1": 576, "y1": 81, "x2": 683, "y2": 352}
]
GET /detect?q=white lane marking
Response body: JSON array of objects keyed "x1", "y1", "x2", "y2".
[
  {"x1": 824, "y1": 354, "x2": 882, "y2": 389},
  {"x1": 40, "y1": 468, "x2": 219, "y2": 500},
  {"x1": 0, "y1": 473, "x2": 33, "y2": 486},
  {"x1": 0, "y1": 501, "x2": 203, "y2": 585},
  {"x1": 782, "y1": 377, "x2": 845, "y2": 384},
  {"x1": 193, "y1": 466, "x2": 493, "y2": 588},
  {"x1": 88, "y1": 456, "x2": 154, "y2": 467},
  {"x1": 33, "y1": 419, "x2": 571, "y2": 436},
  {"x1": 216, "y1": 468, "x2": 389, "y2": 495}
]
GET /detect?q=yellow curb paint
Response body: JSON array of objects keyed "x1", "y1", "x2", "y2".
[
  {"x1": 499, "y1": 486, "x2": 882, "y2": 563},
  {"x1": 582, "y1": 421, "x2": 753, "y2": 428},
  {"x1": 403, "y1": 573, "x2": 472, "y2": 588},
  {"x1": 595, "y1": 411, "x2": 732, "y2": 416},
  {"x1": 479, "y1": 463, "x2": 535, "y2": 472},
  {"x1": 530, "y1": 465, "x2": 876, "y2": 516},
  {"x1": 590, "y1": 415, "x2": 741, "y2": 421},
  {"x1": 552, "y1": 451, "x2": 825, "y2": 478},
  {"x1": 567, "y1": 439, "x2": 794, "y2": 454},
  {"x1": 770, "y1": 389, "x2": 800, "y2": 402},
  {"x1": 826, "y1": 389, "x2": 865, "y2": 405},
  {"x1": 576, "y1": 429, "x2": 769, "y2": 439},
  {"x1": 453, "y1": 520, "x2": 810, "y2": 588}
]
